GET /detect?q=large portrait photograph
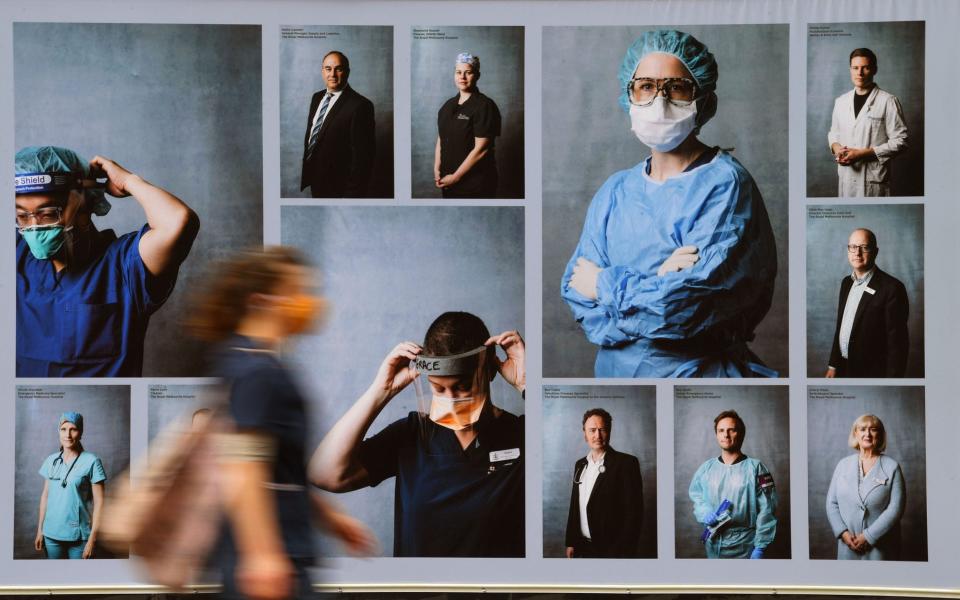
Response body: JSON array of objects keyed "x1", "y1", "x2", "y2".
[
  {"x1": 542, "y1": 25, "x2": 789, "y2": 378},
  {"x1": 14, "y1": 23, "x2": 263, "y2": 377}
]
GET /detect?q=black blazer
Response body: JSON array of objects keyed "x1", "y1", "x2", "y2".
[
  {"x1": 828, "y1": 267, "x2": 909, "y2": 377},
  {"x1": 564, "y1": 447, "x2": 643, "y2": 558},
  {"x1": 300, "y1": 86, "x2": 375, "y2": 197}
]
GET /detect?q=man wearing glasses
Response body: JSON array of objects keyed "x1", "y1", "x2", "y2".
[
  {"x1": 564, "y1": 408, "x2": 643, "y2": 558},
  {"x1": 828, "y1": 48, "x2": 908, "y2": 197},
  {"x1": 15, "y1": 146, "x2": 199, "y2": 377},
  {"x1": 825, "y1": 228, "x2": 908, "y2": 378}
]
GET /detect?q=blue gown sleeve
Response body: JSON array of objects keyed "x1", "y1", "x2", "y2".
[
  {"x1": 560, "y1": 173, "x2": 637, "y2": 347},
  {"x1": 567, "y1": 164, "x2": 776, "y2": 345},
  {"x1": 752, "y1": 461, "x2": 778, "y2": 549},
  {"x1": 688, "y1": 461, "x2": 715, "y2": 524}
]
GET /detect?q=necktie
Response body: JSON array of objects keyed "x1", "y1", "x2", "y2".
[{"x1": 306, "y1": 93, "x2": 333, "y2": 160}]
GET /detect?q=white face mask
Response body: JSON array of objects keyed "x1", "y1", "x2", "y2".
[{"x1": 629, "y1": 97, "x2": 698, "y2": 152}]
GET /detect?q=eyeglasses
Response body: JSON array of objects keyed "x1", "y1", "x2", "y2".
[
  {"x1": 627, "y1": 77, "x2": 697, "y2": 107},
  {"x1": 16, "y1": 206, "x2": 63, "y2": 229},
  {"x1": 847, "y1": 244, "x2": 875, "y2": 254}
]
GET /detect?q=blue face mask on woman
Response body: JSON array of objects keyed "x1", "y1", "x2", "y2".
[{"x1": 21, "y1": 225, "x2": 66, "y2": 260}]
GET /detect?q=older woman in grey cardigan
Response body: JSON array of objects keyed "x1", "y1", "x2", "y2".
[{"x1": 826, "y1": 414, "x2": 905, "y2": 560}]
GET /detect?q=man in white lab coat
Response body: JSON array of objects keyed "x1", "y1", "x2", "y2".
[{"x1": 827, "y1": 48, "x2": 908, "y2": 197}]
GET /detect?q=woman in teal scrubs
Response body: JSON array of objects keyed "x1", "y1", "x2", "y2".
[{"x1": 35, "y1": 412, "x2": 106, "y2": 559}]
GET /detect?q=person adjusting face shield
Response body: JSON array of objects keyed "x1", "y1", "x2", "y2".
[
  {"x1": 35, "y1": 411, "x2": 107, "y2": 560},
  {"x1": 688, "y1": 411, "x2": 778, "y2": 559},
  {"x1": 309, "y1": 312, "x2": 526, "y2": 557},
  {"x1": 15, "y1": 146, "x2": 200, "y2": 377},
  {"x1": 412, "y1": 345, "x2": 491, "y2": 430},
  {"x1": 561, "y1": 30, "x2": 778, "y2": 378}
]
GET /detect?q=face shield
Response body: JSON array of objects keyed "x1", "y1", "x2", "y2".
[
  {"x1": 412, "y1": 345, "x2": 494, "y2": 431},
  {"x1": 15, "y1": 146, "x2": 112, "y2": 216}
]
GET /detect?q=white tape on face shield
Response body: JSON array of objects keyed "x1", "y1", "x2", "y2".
[
  {"x1": 629, "y1": 96, "x2": 698, "y2": 152},
  {"x1": 412, "y1": 345, "x2": 490, "y2": 431}
]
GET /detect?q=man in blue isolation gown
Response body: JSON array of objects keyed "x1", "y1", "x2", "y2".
[
  {"x1": 561, "y1": 30, "x2": 777, "y2": 378},
  {"x1": 688, "y1": 410, "x2": 777, "y2": 558}
]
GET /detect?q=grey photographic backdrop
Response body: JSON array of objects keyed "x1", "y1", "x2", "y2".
[
  {"x1": 806, "y1": 21, "x2": 924, "y2": 197},
  {"x1": 410, "y1": 26, "x2": 524, "y2": 199},
  {"x1": 806, "y1": 204, "x2": 924, "y2": 377},
  {"x1": 14, "y1": 385, "x2": 130, "y2": 559},
  {"x1": 281, "y1": 205, "x2": 524, "y2": 556},
  {"x1": 147, "y1": 384, "x2": 215, "y2": 442},
  {"x1": 279, "y1": 25, "x2": 394, "y2": 198},
  {"x1": 807, "y1": 386, "x2": 927, "y2": 561},
  {"x1": 542, "y1": 385, "x2": 657, "y2": 558},
  {"x1": 673, "y1": 385, "x2": 791, "y2": 559},
  {"x1": 13, "y1": 22, "x2": 263, "y2": 376},
  {"x1": 542, "y1": 25, "x2": 789, "y2": 378}
]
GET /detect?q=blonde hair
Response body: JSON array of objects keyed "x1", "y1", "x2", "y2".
[{"x1": 848, "y1": 413, "x2": 886, "y2": 453}]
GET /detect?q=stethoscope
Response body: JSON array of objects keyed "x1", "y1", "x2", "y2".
[
  {"x1": 49, "y1": 451, "x2": 80, "y2": 488},
  {"x1": 573, "y1": 460, "x2": 606, "y2": 484}
]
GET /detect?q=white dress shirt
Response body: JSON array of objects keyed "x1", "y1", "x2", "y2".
[
  {"x1": 838, "y1": 267, "x2": 876, "y2": 359},
  {"x1": 311, "y1": 88, "x2": 344, "y2": 132},
  {"x1": 578, "y1": 451, "x2": 605, "y2": 539}
]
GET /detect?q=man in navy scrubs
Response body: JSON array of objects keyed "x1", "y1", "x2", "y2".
[
  {"x1": 15, "y1": 146, "x2": 199, "y2": 376},
  {"x1": 310, "y1": 313, "x2": 525, "y2": 557}
]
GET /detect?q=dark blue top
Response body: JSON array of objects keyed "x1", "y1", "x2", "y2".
[
  {"x1": 213, "y1": 335, "x2": 313, "y2": 559},
  {"x1": 16, "y1": 225, "x2": 175, "y2": 377},
  {"x1": 359, "y1": 408, "x2": 524, "y2": 557}
]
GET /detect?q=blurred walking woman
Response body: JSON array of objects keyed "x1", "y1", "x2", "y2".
[
  {"x1": 434, "y1": 52, "x2": 502, "y2": 198},
  {"x1": 187, "y1": 247, "x2": 372, "y2": 600},
  {"x1": 35, "y1": 412, "x2": 106, "y2": 559},
  {"x1": 826, "y1": 414, "x2": 905, "y2": 560}
]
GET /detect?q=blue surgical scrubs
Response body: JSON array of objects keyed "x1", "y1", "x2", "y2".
[
  {"x1": 359, "y1": 409, "x2": 524, "y2": 557},
  {"x1": 561, "y1": 150, "x2": 777, "y2": 378},
  {"x1": 17, "y1": 225, "x2": 176, "y2": 377},
  {"x1": 688, "y1": 455, "x2": 777, "y2": 558},
  {"x1": 38, "y1": 451, "x2": 106, "y2": 545}
]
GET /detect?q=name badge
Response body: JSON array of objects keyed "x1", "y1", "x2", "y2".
[
  {"x1": 864, "y1": 287, "x2": 876, "y2": 295},
  {"x1": 490, "y1": 448, "x2": 520, "y2": 462}
]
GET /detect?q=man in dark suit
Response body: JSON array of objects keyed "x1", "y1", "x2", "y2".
[
  {"x1": 564, "y1": 408, "x2": 643, "y2": 558},
  {"x1": 300, "y1": 51, "x2": 376, "y2": 198},
  {"x1": 825, "y1": 228, "x2": 909, "y2": 377}
]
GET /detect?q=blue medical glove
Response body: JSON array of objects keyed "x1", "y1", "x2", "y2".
[
  {"x1": 699, "y1": 499, "x2": 733, "y2": 543},
  {"x1": 708, "y1": 499, "x2": 732, "y2": 525},
  {"x1": 750, "y1": 547, "x2": 764, "y2": 559}
]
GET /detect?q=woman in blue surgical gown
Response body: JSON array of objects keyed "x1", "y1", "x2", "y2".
[{"x1": 561, "y1": 30, "x2": 777, "y2": 378}]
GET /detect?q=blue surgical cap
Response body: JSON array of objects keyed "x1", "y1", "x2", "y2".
[
  {"x1": 618, "y1": 30, "x2": 719, "y2": 130},
  {"x1": 15, "y1": 146, "x2": 111, "y2": 216},
  {"x1": 456, "y1": 52, "x2": 480, "y2": 71},
  {"x1": 59, "y1": 411, "x2": 84, "y2": 434}
]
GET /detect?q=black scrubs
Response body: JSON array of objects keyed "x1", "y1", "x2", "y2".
[
  {"x1": 437, "y1": 90, "x2": 501, "y2": 199},
  {"x1": 358, "y1": 409, "x2": 524, "y2": 557},
  {"x1": 213, "y1": 335, "x2": 315, "y2": 598}
]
